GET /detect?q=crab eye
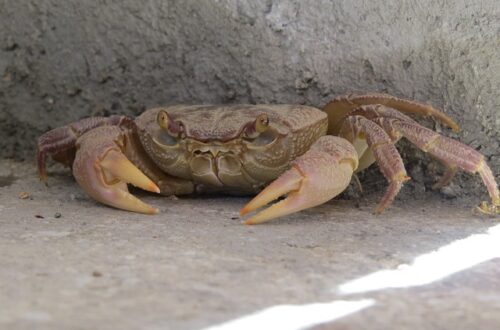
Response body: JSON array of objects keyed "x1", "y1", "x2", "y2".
[
  {"x1": 153, "y1": 110, "x2": 184, "y2": 148},
  {"x1": 255, "y1": 113, "x2": 269, "y2": 133},
  {"x1": 243, "y1": 114, "x2": 277, "y2": 146},
  {"x1": 244, "y1": 113, "x2": 270, "y2": 139},
  {"x1": 157, "y1": 110, "x2": 182, "y2": 137}
]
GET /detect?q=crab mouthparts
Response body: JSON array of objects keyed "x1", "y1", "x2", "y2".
[{"x1": 188, "y1": 142, "x2": 255, "y2": 189}]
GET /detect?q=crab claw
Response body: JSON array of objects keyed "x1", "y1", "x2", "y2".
[
  {"x1": 99, "y1": 149, "x2": 160, "y2": 194},
  {"x1": 73, "y1": 127, "x2": 160, "y2": 214},
  {"x1": 241, "y1": 136, "x2": 358, "y2": 224},
  {"x1": 240, "y1": 168, "x2": 304, "y2": 224}
]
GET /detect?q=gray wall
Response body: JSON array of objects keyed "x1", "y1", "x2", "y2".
[{"x1": 1, "y1": 0, "x2": 498, "y2": 177}]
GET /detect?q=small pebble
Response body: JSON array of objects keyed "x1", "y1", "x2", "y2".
[
  {"x1": 54, "y1": 212, "x2": 62, "y2": 218},
  {"x1": 35, "y1": 215, "x2": 44, "y2": 219},
  {"x1": 440, "y1": 184, "x2": 459, "y2": 199},
  {"x1": 92, "y1": 271, "x2": 103, "y2": 277},
  {"x1": 18, "y1": 191, "x2": 30, "y2": 199}
]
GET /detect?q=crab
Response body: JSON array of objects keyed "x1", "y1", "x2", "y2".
[{"x1": 37, "y1": 93, "x2": 500, "y2": 223}]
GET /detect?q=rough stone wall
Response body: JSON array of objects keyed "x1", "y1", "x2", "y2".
[{"x1": 0, "y1": 1, "x2": 498, "y2": 180}]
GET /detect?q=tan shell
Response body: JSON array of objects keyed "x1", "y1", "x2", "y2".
[{"x1": 134, "y1": 104, "x2": 328, "y2": 192}]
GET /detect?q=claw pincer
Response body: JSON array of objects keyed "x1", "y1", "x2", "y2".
[
  {"x1": 241, "y1": 136, "x2": 358, "y2": 224},
  {"x1": 72, "y1": 127, "x2": 160, "y2": 214}
]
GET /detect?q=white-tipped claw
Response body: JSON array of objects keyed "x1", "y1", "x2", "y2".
[
  {"x1": 241, "y1": 168, "x2": 304, "y2": 225},
  {"x1": 100, "y1": 149, "x2": 160, "y2": 194},
  {"x1": 240, "y1": 137, "x2": 358, "y2": 224},
  {"x1": 240, "y1": 145, "x2": 355, "y2": 225},
  {"x1": 73, "y1": 139, "x2": 160, "y2": 215}
]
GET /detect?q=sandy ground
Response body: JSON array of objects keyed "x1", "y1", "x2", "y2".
[{"x1": 0, "y1": 159, "x2": 499, "y2": 329}]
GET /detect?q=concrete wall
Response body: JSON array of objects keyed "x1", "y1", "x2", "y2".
[{"x1": 1, "y1": 0, "x2": 498, "y2": 176}]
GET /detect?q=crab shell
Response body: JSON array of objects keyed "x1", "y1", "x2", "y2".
[{"x1": 134, "y1": 105, "x2": 328, "y2": 194}]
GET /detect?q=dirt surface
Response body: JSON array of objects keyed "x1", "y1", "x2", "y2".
[{"x1": 1, "y1": 160, "x2": 499, "y2": 329}]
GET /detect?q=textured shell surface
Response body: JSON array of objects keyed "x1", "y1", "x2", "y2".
[
  {"x1": 134, "y1": 104, "x2": 326, "y2": 141},
  {"x1": 133, "y1": 104, "x2": 328, "y2": 193}
]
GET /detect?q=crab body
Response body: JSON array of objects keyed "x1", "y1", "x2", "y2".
[
  {"x1": 135, "y1": 105, "x2": 327, "y2": 194},
  {"x1": 37, "y1": 93, "x2": 500, "y2": 223}
]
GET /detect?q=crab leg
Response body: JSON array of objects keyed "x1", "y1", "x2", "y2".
[
  {"x1": 377, "y1": 117, "x2": 500, "y2": 214},
  {"x1": 432, "y1": 166, "x2": 458, "y2": 189},
  {"x1": 240, "y1": 136, "x2": 358, "y2": 224},
  {"x1": 37, "y1": 115, "x2": 132, "y2": 183},
  {"x1": 340, "y1": 115, "x2": 411, "y2": 213},
  {"x1": 346, "y1": 104, "x2": 499, "y2": 214},
  {"x1": 72, "y1": 126, "x2": 160, "y2": 214},
  {"x1": 323, "y1": 93, "x2": 460, "y2": 135}
]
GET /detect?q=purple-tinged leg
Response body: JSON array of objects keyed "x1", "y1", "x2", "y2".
[
  {"x1": 339, "y1": 115, "x2": 411, "y2": 213},
  {"x1": 37, "y1": 115, "x2": 131, "y2": 183}
]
